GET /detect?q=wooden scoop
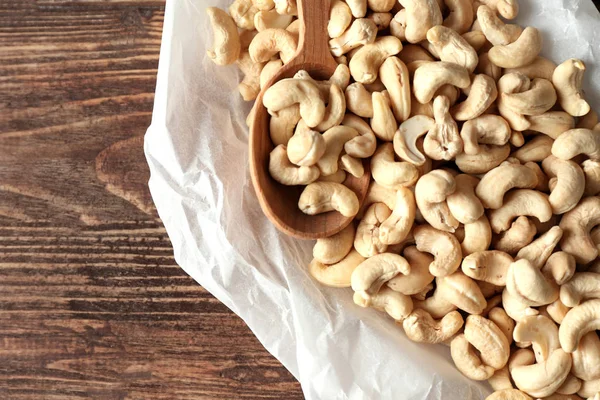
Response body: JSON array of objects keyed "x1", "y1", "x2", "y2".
[{"x1": 249, "y1": 0, "x2": 370, "y2": 240}]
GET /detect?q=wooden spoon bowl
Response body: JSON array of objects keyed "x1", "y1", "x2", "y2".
[{"x1": 249, "y1": 0, "x2": 371, "y2": 240}]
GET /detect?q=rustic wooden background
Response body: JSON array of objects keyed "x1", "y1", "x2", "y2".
[{"x1": 0, "y1": 1, "x2": 303, "y2": 399}]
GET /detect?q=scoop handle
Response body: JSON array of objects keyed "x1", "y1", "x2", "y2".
[{"x1": 294, "y1": 0, "x2": 337, "y2": 67}]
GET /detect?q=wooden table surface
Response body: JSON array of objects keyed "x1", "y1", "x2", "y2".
[{"x1": 0, "y1": 1, "x2": 303, "y2": 399}]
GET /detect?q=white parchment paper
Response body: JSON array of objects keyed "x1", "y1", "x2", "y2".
[{"x1": 145, "y1": 1, "x2": 600, "y2": 398}]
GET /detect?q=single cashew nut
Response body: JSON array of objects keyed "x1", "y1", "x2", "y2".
[
  {"x1": 452, "y1": 74, "x2": 498, "y2": 121},
  {"x1": 329, "y1": 18, "x2": 377, "y2": 57},
  {"x1": 465, "y1": 314, "x2": 510, "y2": 369},
  {"x1": 462, "y1": 250, "x2": 513, "y2": 286},
  {"x1": 398, "y1": 0, "x2": 443, "y2": 43},
  {"x1": 354, "y1": 203, "x2": 392, "y2": 257},
  {"x1": 488, "y1": 307, "x2": 515, "y2": 345},
  {"x1": 552, "y1": 128, "x2": 600, "y2": 161},
  {"x1": 546, "y1": 299, "x2": 572, "y2": 325},
  {"x1": 427, "y1": 25, "x2": 479, "y2": 72},
  {"x1": 393, "y1": 115, "x2": 435, "y2": 165},
  {"x1": 461, "y1": 215, "x2": 492, "y2": 256},
  {"x1": 315, "y1": 84, "x2": 347, "y2": 132},
  {"x1": 492, "y1": 216, "x2": 537, "y2": 255},
  {"x1": 379, "y1": 188, "x2": 416, "y2": 245},
  {"x1": 437, "y1": 272, "x2": 487, "y2": 314},
  {"x1": 236, "y1": 52, "x2": 264, "y2": 101},
  {"x1": 560, "y1": 273, "x2": 600, "y2": 308},
  {"x1": 447, "y1": 174, "x2": 484, "y2": 224},
  {"x1": 229, "y1": 0, "x2": 258, "y2": 30},
  {"x1": 349, "y1": 36, "x2": 403, "y2": 84},
  {"x1": 273, "y1": 0, "x2": 297, "y2": 15},
  {"x1": 415, "y1": 169, "x2": 460, "y2": 232},
  {"x1": 308, "y1": 248, "x2": 365, "y2": 287},
  {"x1": 527, "y1": 111, "x2": 575, "y2": 139},
  {"x1": 207, "y1": 7, "x2": 242, "y2": 66},
  {"x1": 559, "y1": 196, "x2": 600, "y2": 264},
  {"x1": 456, "y1": 143, "x2": 511, "y2": 174},
  {"x1": 513, "y1": 315, "x2": 560, "y2": 363},
  {"x1": 488, "y1": 27, "x2": 542, "y2": 69},
  {"x1": 510, "y1": 347, "x2": 572, "y2": 398},
  {"x1": 497, "y1": 72, "x2": 532, "y2": 131},
  {"x1": 342, "y1": 114, "x2": 378, "y2": 158},
  {"x1": 443, "y1": 0, "x2": 475, "y2": 34},
  {"x1": 313, "y1": 223, "x2": 355, "y2": 264},
  {"x1": 371, "y1": 91, "x2": 399, "y2": 141},
  {"x1": 328, "y1": 0, "x2": 353, "y2": 38},
  {"x1": 553, "y1": 59, "x2": 591, "y2": 117},
  {"x1": 515, "y1": 226, "x2": 563, "y2": 269},
  {"x1": 345, "y1": 83, "x2": 374, "y2": 118},
  {"x1": 254, "y1": 9, "x2": 293, "y2": 31},
  {"x1": 287, "y1": 127, "x2": 326, "y2": 166},
  {"x1": 380, "y1": 57, "x2": 411, "y2": 122},
  {"x1": 351, "y1": 252, "x2": 411, "y2": 297},
  {"x1": 387, "y1": 246, "x2": 434, "y2": 295},
  {"x1": 476, "y1": 162, "x2": 539, "y2": 209},
  {"x1": 582, "y1": 160, "x2": 600, "y2": 196},
  {"x1": 462, "y1": 30, "x2": 487, "y2": 52},
  {"x1": 345, "y1": 0, "x2": 368, "y2": 18},
  {"x1": 414, "y1": 224, "x2": 462, "y2": 277},
  {"x1": 317, "y1": 126, "x2": 359, "y2": 176},
  {"x1": 269, "y1": 144, "x2": 320, "y2": 185},
  {"x1": 263, "y1": 78, "x2": 325, "y2": 127},
  {"x1": 541, "y1": 156, "x2": 585, "y2": 214},
  {"x1": 353, "y1": 287, "x2": 413, "y2": 320},
  {"x1": 505, "y1": 56, "x2": 557, "y2": 81},
  {"x1": 512, "y1": 134, "x2": 554, "y2": 163},
  {"x1": 253, "y1": 0, "x2": 275, "y2": 11},
  {"x1": 367, "y1": 11, "x2": 394, "y2": 30},
  {"x1": 371, "y1": 143, "x2": 419, "y2": 188},
  {"x1": 503, "y1": 78, "x2": 557, "y2": 116},
  {"x1": 506, "y1": 259, "x2": 559, "y2": 307},
  {"x1": 475, "y1": 0, "x2": 520, "y2": 19},
  {"x1": 298, "y1": 182, "x2": 359, "y2": 217},
  {"x1": 477, "y1": 5, "x2": 522, "y2": 45},
  {"x1": 403, "y1": 309, "x2": 464, "y2": 343},
  {"x1": 542, "y1": 252, "x2": 576, "y2": 287},
  {"x1": 488, "y1": 189, "x2": 552, "y2": 233},
  {"x1": 502, "y1": 288, "x2": 539, "y2": 323},
  {"x1": 340, "y1": 154, "x2": 364, "y2": 178},
  {"x1": 249, "y1": 28, "x2": 298, "y2": 63},
  {"x1": 571, "y1": 331, "x2": 600, "y2": 381},
  {"x1": 451, "y1": 333, "x2": 496, "y2": 380},
  {"x1": 413, "y1": 62, "x2": 471, "y2": 104},
  {"x1": 424, "y1": 95, "x2": 464, "y2": 160}
]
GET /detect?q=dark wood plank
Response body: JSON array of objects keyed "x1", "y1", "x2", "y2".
[{"x1": 0, "y1": 1, "x2": 303, "y2": 399}]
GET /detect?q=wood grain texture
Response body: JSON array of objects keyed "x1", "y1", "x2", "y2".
[{"x1": 0, "y1": 1, "x2": 303, "y2": 399}]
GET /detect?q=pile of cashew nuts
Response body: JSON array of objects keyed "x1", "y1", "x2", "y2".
[{"x1": 206, "y1": 0, "x2": 600, "y2": 398}]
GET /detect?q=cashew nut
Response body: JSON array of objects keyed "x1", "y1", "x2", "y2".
[
  {"x1": 437, "y1": 272, "x2": 488, "y2": 314},
  {"x1": 308, "y1": 248, "x2": 365, "y2": 287},
  {"x1": 371, "y1": 91, "x2": 398, "y2": 141},
  {"x1": 313, "y1": 223, "x2": 355, "y2": 264},
  {"x1": 413, "y1": 62, "x2": 471, "y2": 104},
  {"x1": 393, "y1": 115, "x2": 435, "y2": 165},
  {"x1": 351, "y1": 252, "x2": 411, "y2": 297},
  {"x1": 298, "y1": 181, "x2": 360, "y2": 217},
  {"x1": 413, "y1": 285, "x2": 457, "y2": 318},
  {"x1": 380, "y1": 57, "x2": 411, "y2": 122},
  {"x1": 207, "y1": 7, "x2": 242, "y2": 66},
  {"x1": 249, "y1": 28, "x2": 298, "y2": 63},
  {"x1": 415, "y1": 170, "x2": 459, "y2": 232},
  {"x1": 507, "y1": 259, "x2": 559, "y2": 307},
  {"x1": 476, "y1": 52, "x2": 502, "y2": 81},
  {"x1": 443, "y1": 0, "x2": 475, "y2": 34},
  {"x1": 403, "y1": 309, "x2": 464, "y2": 343},
  {"x1": 353, "y1": 287, "x2": 414, "y2": 320},
  {"x1": 489, "y1": 307, "x2": 515, "y2": 345},
  {"x1": 571, "y1": 331, "x2": 600, "y2": 381},
  {"x1": 452, "y1": 74, "x2": 498, "y2": 121},
  {"x1": 503, "y1": 78, "x2": 558, "y2": 117},
  {"x1": 461, "y1": 215, "x2": 492, "y2": 256},
  {"x1": 505, "y1": 56, "x2": 557, "y2": 81},
  {"x1": 263, "y1": 78, "x2": 325, "y2": 127},
  {"x1": 542, "y1": 252, "x2": 576, "y2": 287},
  {"x1": 342, "y1": 114, "x2": 378, "y2": 158},
  {"x1": 487, "y1": 389, "x2": 530, "y2": 400},
  {"x1": 269, "y1": 105, "x2": 301, "y2": 145},
  {"x1": 254, "y1": 9, "x2": 293, "y2": 31},
  {"x1": 460, "y1": 115, "x2": 511, "y2": 157},
  {"x1": 269, "y1": 144, "x2": 320, "y2": 185},
  {"x1": 387, "y1": 246, "x2": 434, "y2": 295},
  {"x1": 367, "y1": 12, "x2": 394, "y2": 30},
  {"x1": 474, "y1": 0, "x2": 519, "y2": 20},
  {"x1": 511, "y1": 347, "x2": 572, "y2": 398},
  {"x1": 477, "y1": 5, "x2": 522, "y2": 45},
  {"x1": 552, "y1": 128, "x2": 600, "y2": 161},
  {"x1": 340, "y1": 154, "x2": 364, "y2": 178},
  {"x1": 497, "y1": 72, "x2": 532, "y2": 131},
  {"x1": 560, "y1": 273, "x2": 600, "y2": 308},
  {"x1": 273, "y1": 0, "x2": 297, "y2": 15},
  {"x1": 583, "y1": 160, "x2": 600, "y2": 196},
  {"x1": 516, "y1": 225, "x2": 563, "y2": 270},
  {"x1": 317, "y1": 126, "x2": 359, "y2": 175},
  {"x1": 446, "y1": 174, "x2": 484, "y2": 224},
  {"x1": 512, "y1": 134, "x2": 554, "y2": 163},
  {"x1": 559, "y1": 196, "x2": 600, "y2": 264},
  {"x1": 371, "y1": 143, "x2": 419, "y2": 188},
  {"x1": 527, "y1": 111, "x2": 575, "y2": 139},
  {"x1": 287, "y1": 125, "x2": 326, "y2": 166},
  {"x1": 427, "y1": 25, "x2": 479, "y2": 72},
  {"x1": 345, "y1": 83, "x2": 374, "y2": 118},
  {"x1": 355, "y1": 203, "x2": 391, "y2": 257},
  {"x1": 328, "y1": 0, "x2": 353, "y2": 38},
  {"x1": 488, "y1": 189, "x2": 552, "y2": 233},
  {"x1": 329, "y1": 18, "x2": 377, "y2": 57},
  {"x1": 451, "y1": 333, "x2": 496, "y2": 380},
  {"x1": 379, "y1": 188, "x2": 415, "y2": 245},
  {"x1": 553, "y1": 59, "x2": 591, "y2": 118},
  {"x1": 398, "y1": 0, "x2": 443, "y2": 43},
  {"x1": 315, "y1": 84, "x2": 347, "y2": 132},
  {"x1": 488, "y1": 27, "x2": 542, "y2": 69},
  {"x1": 414, "y1": 224, "x2": 462, "y2": 277},
  {"x1": 476, "y1": 162, "x2": 538, "y2": 209},
  {"x1": 462, "y1": 250, "x2": 513, "y2": 286},
  {"x1": 541, "y1": 156, "x2": 585, "y2": 214},
  {"x1": 492, "y1": 216, "x2": 536, "y2": 255},
  {"x1": 424, "y1": 95, "x2": 463, "y2": 160},
  {"x1": 503, "y1": 288, "x2": 539, "y2": 323},
  {"x1": 345, "y1": 0, "x2": 368, "y2": 18},
  {"x1": 260, "y1": 59, "x2": 283, "y2": 89},
  {"x1": 545, "y1": 299, "x2": 572, "y2": 325},
  {"x1": 513, "y1": 315, "x2": 560, "y2": 363},
  {"x1": 456, "y1": 143, "x2": 511, "y2": 174},
  {"x1": 578, "y1": 377, "x2": 600, "y2": 399},
  {"x1": 463, "y1": 30, "x2": 488, "y2": 52},
  {"x1": 349, "y1": 36, "x2": 403, "y2": 84}
]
